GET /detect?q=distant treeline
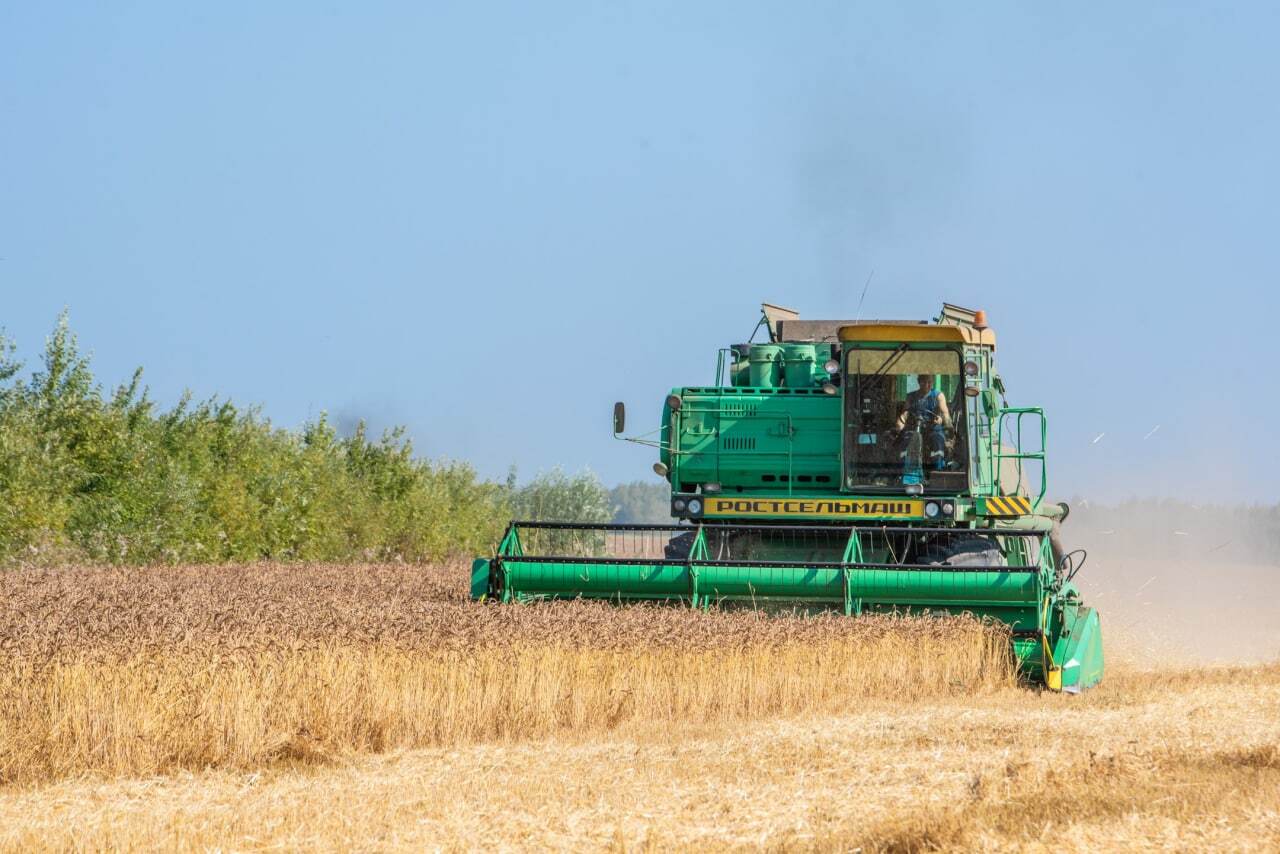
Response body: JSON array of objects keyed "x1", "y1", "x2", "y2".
[{"x1": 0, "y1": 316, "x2": 611, "y2": 566}]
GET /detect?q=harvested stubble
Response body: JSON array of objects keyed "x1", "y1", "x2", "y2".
[{"x1": 0, "y1": 563, "x2": 1014, "y2": 786}]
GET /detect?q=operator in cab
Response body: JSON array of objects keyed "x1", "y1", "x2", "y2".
[{"x1": 896, "y1": 374, "x2": 952, "y2": 470}]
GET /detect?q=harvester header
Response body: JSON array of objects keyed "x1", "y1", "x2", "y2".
[{"x1": 473, "y1": 303, "x2": 1103, "y2": 692}]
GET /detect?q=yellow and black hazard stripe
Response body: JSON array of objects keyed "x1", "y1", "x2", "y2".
[{"x1": 981, "y1": 495, "x2": 1032, "y2": 517}]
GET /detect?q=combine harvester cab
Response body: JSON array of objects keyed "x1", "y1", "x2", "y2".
[{"x1": 472, "y1": 303, "x2": 1103, "y2": 691}]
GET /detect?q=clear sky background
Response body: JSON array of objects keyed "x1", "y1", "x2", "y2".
[{"x1": 1, "y1": 3, "x2": 1274, "y2": 501}]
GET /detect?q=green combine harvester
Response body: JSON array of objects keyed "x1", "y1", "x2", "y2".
[{"x1": 472, "y1": 303, "x2": 1103, "y2": 691}]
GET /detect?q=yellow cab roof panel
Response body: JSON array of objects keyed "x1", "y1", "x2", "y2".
[{"x1": 837, "y1": 322, "x2": 995, "y2": 348}]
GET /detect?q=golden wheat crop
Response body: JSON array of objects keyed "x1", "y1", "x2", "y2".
[
  {"x1": 2, "y1": 563, "x2": 1278, "y2": 851},
  {"x1": 3, "y1": 663, "x2": 1277, "y2": 852},
  {"x1": 0, "y1": 563, "x2": 1014, "y2": 787}
]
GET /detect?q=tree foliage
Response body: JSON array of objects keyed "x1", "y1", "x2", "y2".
[
  {"x1": 508, "y1": 467, "x2": 612, "y2": 524},
  {"x1": 0, "y1": 315, "x2": 517, "y2": 565},
  {"x1": 609, "y1": 480, "x2": 670, "y2": 524}
]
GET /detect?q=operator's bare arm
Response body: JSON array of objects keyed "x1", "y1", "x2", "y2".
[{"x1": 936, "y1": 393, "x2": 952, "y2": 428}]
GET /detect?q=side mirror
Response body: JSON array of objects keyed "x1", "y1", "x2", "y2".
[{"x1": 612, "y1": 401, "x2": 626, "y2": 435}]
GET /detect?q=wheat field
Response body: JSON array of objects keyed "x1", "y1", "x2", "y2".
[{"x1": 1, "y1": 562, "x2": 1278, "y2": 851}]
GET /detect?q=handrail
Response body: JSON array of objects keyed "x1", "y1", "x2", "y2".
[
  {"x1": 993, "y1": 406, "x2": 1048, "y2": 511},
  {"x1": 714, "y1": 348, "x2": 738, "y2": 386}
]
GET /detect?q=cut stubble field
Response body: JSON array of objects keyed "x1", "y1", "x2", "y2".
[{"x1": 1, "y1": 562, "x2": 1278, "y2": 851}]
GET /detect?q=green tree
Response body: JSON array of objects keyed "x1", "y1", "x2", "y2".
[
  {"x1": 609, "y1": 480, "x2": 670, "y2": 524},
  {"x1": 0, "y1": 314, "x2": 509, "y2": 565},
  {"x1": 509, "y1": 468, "x2": 612, "y2": 523}
]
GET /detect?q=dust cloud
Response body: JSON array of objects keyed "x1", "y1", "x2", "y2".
[{"x1": 1062, "y1": 500, "x2": 1280, "y2": 666}]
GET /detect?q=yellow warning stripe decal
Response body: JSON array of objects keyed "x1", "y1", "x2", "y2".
[{"x1": 982, "y1": 496, "x2": 1031, "y2": 516}]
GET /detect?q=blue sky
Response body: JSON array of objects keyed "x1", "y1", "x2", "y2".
[{"x1": 1, "y1": 3, "x2": 1274, "y2": 500}]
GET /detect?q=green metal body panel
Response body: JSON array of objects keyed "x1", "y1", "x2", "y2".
[
  {"x1": 470, "y1": 558, "x2": 491, "y2": 600},
  {"x1": 497, "y1": 560, "x2": 1039, "y2": 612},
  {"x1": 1051, "y1": 604, "x2": 1105, "y2": 692},
  {"x1": 671, "y1": 388, "x2": 842, "y2": 493}
]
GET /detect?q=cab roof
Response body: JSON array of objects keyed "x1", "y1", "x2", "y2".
[
  {"x1": 762, "y1": 302, "x2": 995, "y2": 348},
  {"x1": 838, "y1": 322, "x2": 995, "y2": 347}
]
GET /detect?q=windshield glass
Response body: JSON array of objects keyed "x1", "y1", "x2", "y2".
[{"x1": 843, "y1": 346, "x2": 967, "y2": 489}]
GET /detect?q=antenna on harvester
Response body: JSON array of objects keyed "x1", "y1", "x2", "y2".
[{"x1": 854, "y1": 269, "x2": 875, "y2": 322}]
